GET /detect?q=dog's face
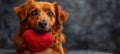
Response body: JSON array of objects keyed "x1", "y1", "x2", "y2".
[{"x1": 14, "y1": 0, "x2": 69, "y2": 33}]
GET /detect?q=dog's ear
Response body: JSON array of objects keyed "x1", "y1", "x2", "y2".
[
  {"x1": 14, "y1": 4, "x2": 27, "y2": 21},
  {"x1": 14, "y1": 0, "x2": 34, "y2": 21},
  {"x1": 53, "y1": 2, "x2": 69, "y2": 25}
]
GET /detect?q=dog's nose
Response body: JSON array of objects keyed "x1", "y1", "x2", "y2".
[{"x1": 39, "y1": 21, "x2": 47, "y2": 28}]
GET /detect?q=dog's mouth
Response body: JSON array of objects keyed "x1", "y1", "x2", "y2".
[{"x1": 32, "y1": 28, "x2": 50, "y2": 34}]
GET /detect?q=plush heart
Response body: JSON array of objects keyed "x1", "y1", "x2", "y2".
[{"x1": 22, "y1": 29, "x2": 54, "y2": 53}]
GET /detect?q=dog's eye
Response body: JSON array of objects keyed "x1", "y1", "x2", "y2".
[
  {"x1": 47, "y1": 11, "x2": 53, "y2": 17},
  {"x1": 31, "y1": 10, "x2": 37, "y2": 16}
]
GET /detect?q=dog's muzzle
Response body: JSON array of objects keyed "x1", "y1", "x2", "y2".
[{"x1": 39, "y1": 21, "x2": 47, "y2": 28}]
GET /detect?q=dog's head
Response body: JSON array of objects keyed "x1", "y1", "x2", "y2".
[{"x1": 14, "y1": 0, "x2": 69, "y2": 33}]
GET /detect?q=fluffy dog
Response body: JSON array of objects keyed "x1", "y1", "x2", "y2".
[{"x1": 14, "y1": 0, "x2": 69, "y2": 54}]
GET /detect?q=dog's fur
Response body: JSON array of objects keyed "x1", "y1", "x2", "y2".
[{"x1": 14, "y1": 0, "x2": 69, "y2": 54}]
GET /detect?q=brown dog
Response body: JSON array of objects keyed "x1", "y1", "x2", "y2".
[{"x1": 14, "y1": 0, "x2": 69, "y2": 54}]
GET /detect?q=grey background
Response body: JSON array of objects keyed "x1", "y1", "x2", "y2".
[{"x1": 0, "y1": 0, "x2": 120, "y2": 54}]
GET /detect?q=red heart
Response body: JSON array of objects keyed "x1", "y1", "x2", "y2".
[{"x1": 22, "y1": 29, "x2": 54, "y2": 53}]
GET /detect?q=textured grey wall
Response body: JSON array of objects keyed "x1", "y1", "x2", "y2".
[{"x1": 0, "y1": 0, "x2": 120, "y2": 54}]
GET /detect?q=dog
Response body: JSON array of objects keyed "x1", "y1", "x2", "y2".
[{"x1": 13, "y1": 0, "x2": 69, "y2": 54}]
